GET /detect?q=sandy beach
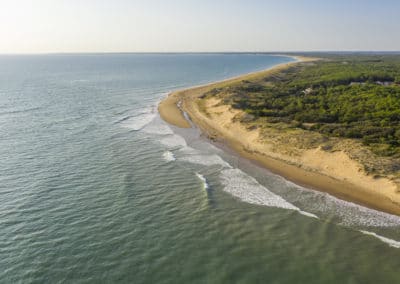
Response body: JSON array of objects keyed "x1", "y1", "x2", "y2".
[{"x1": 158, "y1": 56, "x2": 400, "y2": 216}]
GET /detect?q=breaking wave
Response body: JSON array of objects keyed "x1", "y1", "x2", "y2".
[
  {"x1": 220, "y1": 168, "x2": 318, "y2": 218},
  {"x1": 195, "y1": 173, "x2": 209, "y2": 190},
  {"x1": 360, "y1": 230, "x2": 400, "y2": 249}
]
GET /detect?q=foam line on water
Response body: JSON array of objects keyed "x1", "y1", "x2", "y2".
[
  {"x1": 195, "y1": 173, "x2": 209, "y2": 190},
  {"x1": 219, "y1": 168, "x2": 318, "y2": 219},
  {"x1": 162, "y1": 151, "x2": 176, "y2": 162},
  {"x1": 360, "y1": 230, "x2": 400, "y2": 248},
  {"x1": 298, "y1": 210, "x2": 319, "y2": 219},
  {"x1": 282, "y1": 179, "x2": 400, "y2": 227}
]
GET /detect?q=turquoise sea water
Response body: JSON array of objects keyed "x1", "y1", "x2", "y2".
[{"x1": 1, "y1": 54, "x2": 400, "y2": 283}]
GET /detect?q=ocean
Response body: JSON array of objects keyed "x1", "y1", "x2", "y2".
[{"x1": 1, "y1": 53, "x2": 400, "y2": 283}]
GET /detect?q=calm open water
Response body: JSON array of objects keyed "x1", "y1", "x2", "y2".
[{"x1": 1, "y1": 54, "x2": 400, "y2": 283}]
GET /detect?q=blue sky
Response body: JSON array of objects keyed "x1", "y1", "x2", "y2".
[{"x1": 0, "y1": 0, "x2": 399, "y2": 53}]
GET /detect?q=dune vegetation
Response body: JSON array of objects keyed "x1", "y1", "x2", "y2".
[{"x1": 206, "y1": 55, "x2": 400, "y2": 157}]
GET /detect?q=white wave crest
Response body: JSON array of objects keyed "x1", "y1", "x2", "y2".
[
  {"x1": 195, "y1": 173, "x2": 209, "y2": 189},
  {"x1": 299, "y1": 210, "x2": 319, "y2": 219},
  {"x1": 219, "y1": 168, "x2": 318, "y2": 218},
  {"x1": 360, "y1": 230, "x2": 400, "y2": 248},
  {"x1": 221, "y1": 169, "x2": 294, "y2": 210},
  {"x1": 162, "y1": 151, "x2": 176, "y2": 162}
]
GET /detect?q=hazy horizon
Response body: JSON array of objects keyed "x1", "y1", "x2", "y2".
[
  {"x1": 2, "y1": 51, "x2": 400, "y2": 56},
  {"x1": 1, "y1": 0, "x2": 399, "y2": 54}
]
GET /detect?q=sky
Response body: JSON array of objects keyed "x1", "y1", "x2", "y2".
[{"x1": 0, "y1": 0, "x2": 399, "y2": 53}]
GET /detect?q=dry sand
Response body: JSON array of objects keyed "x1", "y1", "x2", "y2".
[{"x1": 158, "y1": 56, "x2": 400, "y2": 216}]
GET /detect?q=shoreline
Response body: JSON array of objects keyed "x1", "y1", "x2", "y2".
[
  {"x1": 158, "y1": 56, "x2": 400, "y2": 216},
  {"x1": 158, "y1": 55, "x2": 307, "y2": 127}
]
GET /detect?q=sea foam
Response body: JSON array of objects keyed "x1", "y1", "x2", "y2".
[
  {"x1": 282, "y1": 179, "x2": 400, "y2": 227},
  {"x1": 162, "y1": 151, "x2": 176, "y2": 162},
  {"x1": 360, "y1": 230, "x2": 400, "y2": 248},
  {"x1": 160, "y1": 134, "x2": 187, "y2": 148},
  {"x1": 180, "y1": 153, "x2": 232, "y2": 168},
  {"x1": 119, "y1": 109, "x2": 156, "y2": 131},
  {"x1": 219, "y1": 168, "x2": 318, "y2": 218},
  {"x1": 195, "y1": 173, "x2": 209, "y2": 190},
  {"x1": 143, "y1": 121, "x2": 174, "y2": 135}
]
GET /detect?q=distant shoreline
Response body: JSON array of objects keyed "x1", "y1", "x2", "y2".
[
  {"x1": 158, "y1": 55, "x2": 302, "y2": 127},
  {"x1": 158, "y1": 56, "x2": 400, "y2": 216}
]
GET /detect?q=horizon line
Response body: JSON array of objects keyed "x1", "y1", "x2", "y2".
[{"x1": 1, "y1": 50, "x2": 400, "y2": 56}]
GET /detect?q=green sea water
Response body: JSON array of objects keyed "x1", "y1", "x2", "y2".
[{"x1": 0, "y1": 54, "x2": 399, "y2": 283}]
